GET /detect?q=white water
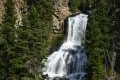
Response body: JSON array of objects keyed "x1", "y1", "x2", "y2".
[{"x1": 43, "y1": 13, "x2": 88, "y2": 80}]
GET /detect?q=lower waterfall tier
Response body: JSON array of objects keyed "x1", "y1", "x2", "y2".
[{"x1": 43, "y1": 42, "x2": 87, "y2": 80}]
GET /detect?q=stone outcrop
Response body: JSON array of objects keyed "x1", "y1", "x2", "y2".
[
  {"x1": 0, "y1": 0, "x2": 27, "y2": 25},
  {"x1": 53, "y1": 0, "x2": 71, "y2": 34},
  {"x1": 13, "y1": 0, "x2": 27, "y2": 28}
]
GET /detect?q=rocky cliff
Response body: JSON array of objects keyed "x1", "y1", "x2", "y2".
[
  {"x1": 52, "y1": 0, "x2": 71, "y2": 34},
  {"x1": 0, "y1": 0, "x2": 71, "y2": 33}
]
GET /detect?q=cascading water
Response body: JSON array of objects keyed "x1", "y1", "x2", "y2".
[{"x1": 43, "y1": 13, "x2": 88, "y2": 80}]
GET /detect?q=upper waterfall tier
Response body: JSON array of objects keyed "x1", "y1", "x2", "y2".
[{"x1": 67, "y1": 13, "x2": 88, "y2": 46}]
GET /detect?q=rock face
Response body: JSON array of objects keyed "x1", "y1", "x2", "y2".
[
  {"x1": 0, "y1": 0, "x2": 27, "y2": 25},
  {"x1": 0, "y1": 0, "x2": 5, "y2": 24},
  {"x1": 13, "y1": 0, "x2": 27, "y2": 28},
  {"x1": 0, "y1": 0, "x2": 70, "y2": 34},
  {"x1": 53, "y1": 0, "x2": 71, "y2": 34}
]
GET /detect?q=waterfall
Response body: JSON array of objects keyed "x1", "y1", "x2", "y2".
[{"x1": 43, "y1": 13, "x2": 88, "y2": 80}]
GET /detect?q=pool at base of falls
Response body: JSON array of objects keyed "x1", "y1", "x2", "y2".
[{"x1": 43, "y1": 72, "x2": 86, "y2": 80}]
